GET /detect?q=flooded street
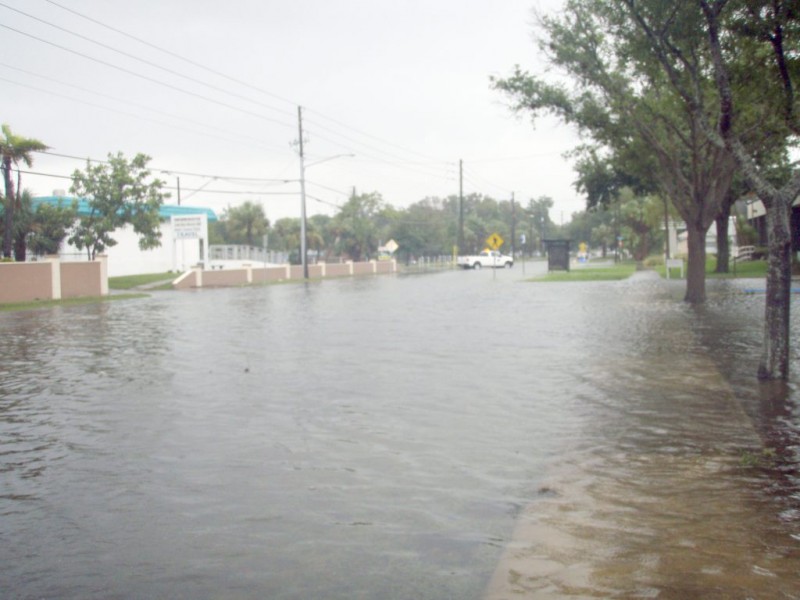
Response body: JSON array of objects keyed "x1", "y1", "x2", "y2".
[{"x1": 2, "y1": 265, "x2": 799, "y2": 598}]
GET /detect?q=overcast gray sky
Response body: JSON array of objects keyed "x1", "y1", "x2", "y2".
[{"x1": 1, "y1": 0, "x2": 584, "y2": 223}]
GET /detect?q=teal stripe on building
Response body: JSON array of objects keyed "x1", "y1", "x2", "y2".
[{"x1": 33, "y1": 196, "x2": 218, "y2": 222}]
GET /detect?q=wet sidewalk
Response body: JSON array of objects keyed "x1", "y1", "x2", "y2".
[{"x1": 485, "y1": 272, "x2": 800, "y2": 598}]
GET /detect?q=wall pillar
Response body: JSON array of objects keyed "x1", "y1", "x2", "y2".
[
  {"x1": 48, "y1": 255, "x2": 61, "y2": 300},
  {"x1": 98, "y1": 254, "x2": 109, "y2": 295}
]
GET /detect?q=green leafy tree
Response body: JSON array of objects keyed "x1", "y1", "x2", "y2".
[
  {"x1": 493, "y1": 1, "x2": 737, "y2": 303},
  {"x1": 271, "y1": 217, "x2": 301, "y2": 262},
  {"x1": 333, "y1": 191, "x2": 384, "y2": 261},
  {"x1": 221, "y1": 201, "x2": 269, "y2": 246},
  {"x1": 309, "y1": 214, "x2": 335, "y2": 261},
  {"x1": 26, "y1": 195, "x2": 78, "y2": 256},
  {"x1": 69, "y1": 152, "x2": 167, "y2": 260},
  {"x1": 699, "y1": 0, "x2": 799, "y2": 379},
  {"x1": 1, "y1": 124, "x2": 49, "y2": 259},
  {"x1": 619, "y1": 0, "x2": 799, "y2": 377}
]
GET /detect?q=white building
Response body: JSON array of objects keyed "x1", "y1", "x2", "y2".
[{"x1": 34, "y1": 196, "x2": 217, "y2": 277}]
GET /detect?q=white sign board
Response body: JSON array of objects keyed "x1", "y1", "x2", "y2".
[{"x1": 172, "y1": 215, "x2": 204, "y2": 240}]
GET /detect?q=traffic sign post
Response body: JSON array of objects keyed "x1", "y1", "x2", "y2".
[
  {"x1": 486, "y1": 232, "x2": 504, "y2": 279},
  {"x1": 486, "y1": 233, "x2": 504, "y2": 250}
]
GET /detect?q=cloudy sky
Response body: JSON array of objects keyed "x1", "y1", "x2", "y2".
[{"x1": 1, "y1": 0, "x2": 584, "y2": 223}]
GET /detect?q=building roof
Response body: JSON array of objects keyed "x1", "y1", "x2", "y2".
[{"x1": 33, "y1": 195, "x2": 218, "y2": 222}]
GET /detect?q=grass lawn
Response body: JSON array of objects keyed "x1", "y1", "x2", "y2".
[
  {"x1": 708, "y1": 259, "x2": 767, "y2": 278},
  {"x1": 0, "y1": 294, "x2": 149, "y2": 313},
  {"x1": 532, "y1": 262, "x2": 637, "y2": 282},
  {"x1": 109, "y1": 272, "x2": 176, "y2": 290},
  {"x1": 654, "y1": 258, "x2": 768, "y2": 279}
]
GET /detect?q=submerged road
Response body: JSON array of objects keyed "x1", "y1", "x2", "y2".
[{"x1": 1, "y1": 266, "x2": 799, "y2": 598}]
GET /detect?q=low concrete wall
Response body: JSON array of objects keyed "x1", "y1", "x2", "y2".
[
  {"x1": 0, "y1": 261, "x2": 56, "y2": 303},
  {"x1": 203, "y1": 268, "x2": 249, "y2": 287},
  {"x1": 0, "y1": 256, "x2": 108, "y2": 303},
  {"x1": 253, "y1": 266, "x2": 290, "y2": 283},
  {"x1": 61, "y1": 261, "x2": 104, "y2": 299},
  {"x1": 172, "y1": 260, "x2": 396, "y2": 290},
  {"x1": 353, "y1": 261, "x2": 376, "y2": 275},
  {"x1": 325, "y1": 263, "x2": 352, "y2": 277}
]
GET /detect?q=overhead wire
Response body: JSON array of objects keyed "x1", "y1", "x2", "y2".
[
  {"x1": 39, "y1": 0, "x2": 451, "y2": 168},
  {"x1": 39, "y1": 150, "x2": 295, "y2": 183},
  {"x1": 0, "y1": 68, "x2": 289, "y2": 154},
  {"x1": 0, "y1": 2, "x2": 298, "y2": 123},
  {"x1": 42, "y1": 0, "x2": 298, "y2": 108},
  {"x1": 2, "y1": 19, "x2": 454, "y2": 190},
  {"x1": 32, "y1": 1, "x2": 457, "y2": 172},
  {"x1": 0, "y1": 24, "x2": 299, "y2": 131},
  {"x1": 2, "y1": 0, "x2": 499, "y2": 208},
  {"x1": 16, "y1": 169, "x2": 298, "y2": 197}
]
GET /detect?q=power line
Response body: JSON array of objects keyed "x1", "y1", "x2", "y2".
[
  {"x1": 0, "y1": 74, "x2": 288, "y2": 156},
  {"x1": 42, "y1": 0, "x2": 298, "y2": 109},
  {"x1": 41, "y1": 0, "x2": 446, "y2": 167},
  {"x1": 3, "y1": 23, "x2": 452, "y2": 186},
  {"x1": 0, "y1": 2, "x2": 298, "y2": 122},
  {"x1": 0, "y1": 23, "x2": 298, "y2": 131},
  {"x1": 3, "y1": 1, "x2": 487, "y2": 205},
  {"x1": 16, "y1": 169, "x2": 298, "y2": 196},
  {"x1": 33, "y1": 0, "x2": 454, "y2": 173},
  {"x1": 38, "y1": 151, "x2": 294, "y2": 183}
]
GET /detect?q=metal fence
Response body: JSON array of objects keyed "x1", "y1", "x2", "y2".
[{"x1": 209, "y1": 245, "x2": 288, "y2": 265}]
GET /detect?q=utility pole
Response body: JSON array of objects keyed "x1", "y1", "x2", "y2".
[
  {"x1": 510, "y1": 192, "x2": 516, "y2": 258},
  {"x1": 297, "y1": 106, "x2": 309, "y2": 279},
  {"x1": 458, "y1": 159, "x2": 464, "y2": 253},
  {"x1": 176, "y1": 176, "x2": 181, "y2": 206}
]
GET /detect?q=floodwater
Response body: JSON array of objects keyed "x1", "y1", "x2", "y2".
[{"x1": 1, "y1": 264, "x2": 799, "y2": 599}]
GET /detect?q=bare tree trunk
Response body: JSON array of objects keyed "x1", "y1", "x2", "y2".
[
  {"x1": 759, "y1": 202, "x2": 792, "y2": 380},
  {"x1": 715, "y1": 203, "x2": 731, "y2": 273},
  {"x1": 13, "y1": 230, "x2": 26, "y2": 262},
  {"x1": 2, "y1": 161, "x2": 15, "y2": 259},
  {"x1": 685, "y1": 224, "x2": 707, "y2": 304}
]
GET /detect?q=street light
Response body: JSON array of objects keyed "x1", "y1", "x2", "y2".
[{"x1": 299, "y1": 153, "x2": 354, "y2": 279}]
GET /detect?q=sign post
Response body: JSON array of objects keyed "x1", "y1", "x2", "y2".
[
  {"x1": 486, "y1": 232, "x2": 504, "y2": 279},
  {"x1": 171, "y1": 214, "x2": 207, "y2": 271}
]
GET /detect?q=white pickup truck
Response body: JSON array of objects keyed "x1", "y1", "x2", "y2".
[{"x1": 457, "y1": 249, "x2": 514, "y2": 269}]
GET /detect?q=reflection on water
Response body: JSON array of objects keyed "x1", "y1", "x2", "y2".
[{"x1": 1, "y1": 267, "x2": 799, "y2": 598}]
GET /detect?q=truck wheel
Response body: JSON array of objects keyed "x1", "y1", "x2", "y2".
[
  {"x1": 473, "y1": 262, "x2": 481, "y2": 270},
  {"x1": 505, "y1": 261, "x2": 513, "y2": 268}
]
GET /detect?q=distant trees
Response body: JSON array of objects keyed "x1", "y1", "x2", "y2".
[
  {"x1": 216, "y1": 201, "x2": 269, "y2": 246},
  {"x1": 24, "y1": 193, "x2": 78, "y2": 257},
  {"x1": 492, "y1": 0, "x2": 739, "y2": 303},
  {"x1": 69, "y1": 152, "x2": 167, "y2": 260},
  {"x1": 1, "y1": 124, "x2": 49, "y2": 259}
]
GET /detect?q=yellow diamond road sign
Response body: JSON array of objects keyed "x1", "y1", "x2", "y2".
[{"x1": 486, "y1": 233, "x2": 504, "y2": 250}]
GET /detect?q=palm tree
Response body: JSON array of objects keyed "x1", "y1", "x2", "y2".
[
  {"x1": 224, "y1": 201, "x2": 268, "y2": 246},
  {"x1": 1, "y1": 124, "x2": 49, "y2": 258}
]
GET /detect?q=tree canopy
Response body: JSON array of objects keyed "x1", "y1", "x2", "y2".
[
  {"x1": 492, "y1": 0, "x2": 746, "y2": 303},
  {"x1": 69, "y1": 152, "x2": 167, "y2": 260},
  {"x1": 1, "y1": 124, "x2": 48, "y2": 259}
]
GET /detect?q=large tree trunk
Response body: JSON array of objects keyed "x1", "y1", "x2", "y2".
[
  {"x1": 13, "y1": 230, "x2": 26, "y2": 262},
  {"x1": 685, "y1": 224, "x2": 707, "y2": 304},
  {"x1": 715, "y1": 203, "x2": 731, "y2": 273},
  {"x1": 2, "y1": 160, "x2": 15, "y2": 259},
  {"x1": 758, "y1": 202, "x2": 792, "y2": 380}
]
